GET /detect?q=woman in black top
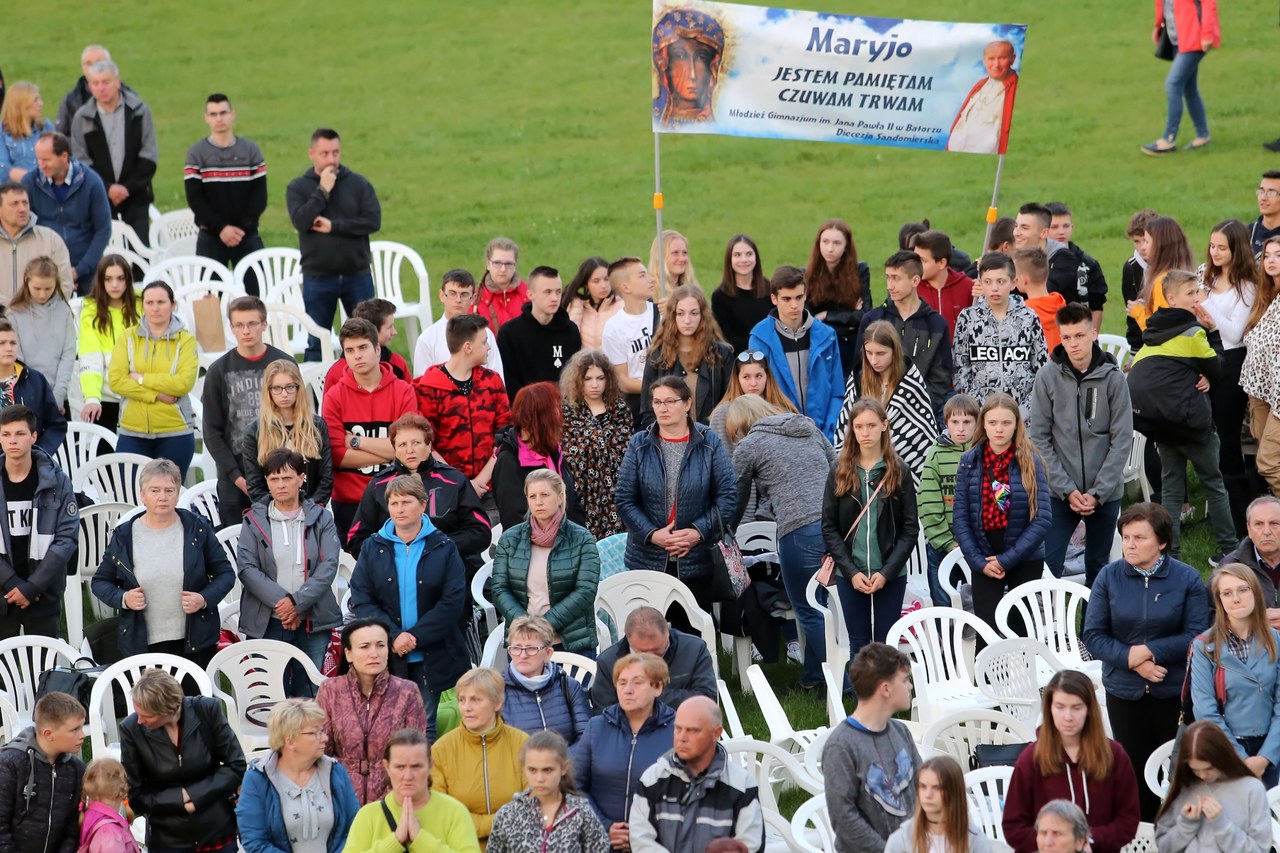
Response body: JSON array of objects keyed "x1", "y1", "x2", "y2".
[{"x1": 710, "y1": 233, "x2": 772, "y2": 356}]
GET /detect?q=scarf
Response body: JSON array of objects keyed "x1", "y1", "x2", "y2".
[
  {"x1": 981, "y1": 444, "x2": 1015, "y2": 532},
  {"x1": 530, "y1": 510, "x2": 564, "y2": 548}
]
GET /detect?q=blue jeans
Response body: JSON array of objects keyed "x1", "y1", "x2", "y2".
[
  {"x1": 778, "y1": 522, "x2": 827, "y2": 687},
  {"x1": 262, "y1": 619, "x2": 331, "y2": 698},
  {"x1": 116, "y1": 433, "x2": 195, "y2": 481},
  {"x1": 302, "y1": 271, "x2": 374, "y2": 361},
  {"x1": 835, "y1": 573, "x2": 907, "y2": 662},
  {"x1": 1163, "y1": 50, "x2": 1208, "y2": 140},
  {"x1": 924, "y1": 543, "x2": 951, "y2": 607},
  {"x1": 1045, "y1": 497, "x2": 1122, "y2": 587},
  {"x1": 405, "y1": 660, "x2": 445, "y2": 742}
]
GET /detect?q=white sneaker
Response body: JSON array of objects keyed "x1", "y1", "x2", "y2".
[{"x1": 787, "y1": 640, "x2": 803, "y2": 664}]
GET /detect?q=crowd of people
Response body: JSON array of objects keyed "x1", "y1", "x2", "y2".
[{"x1": 3, "y1": 39, "x2": 1280, "y2": 853}]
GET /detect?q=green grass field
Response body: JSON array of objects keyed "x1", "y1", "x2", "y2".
[{"x1": 15, "y1": 0, "x2": 1262, "y2": 741}]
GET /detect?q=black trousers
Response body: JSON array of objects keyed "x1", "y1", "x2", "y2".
[
  {"x1": 196, "y1": 231, "x2": 266, "y2": 295},
  {"x1": 969, "y1": 528, "x2": 1041, "y2": 652},
  {"x1": 1106, "y1": 692, "x2": 1181, "y2": 821}
]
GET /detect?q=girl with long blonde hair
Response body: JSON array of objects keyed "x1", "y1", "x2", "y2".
[
  {"x1": 241, "y1": 359, "x2": 332, "y2": 505},
  {"x1": 0, "y1": 82, "x2": 54, "y2": 180},
  {"x1": 648, "y1": 228, "x2": 698, "y2": 292}
]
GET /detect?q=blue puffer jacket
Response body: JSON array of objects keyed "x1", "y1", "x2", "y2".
[
  {"x1": 613, "y1": 422, "x2": 735, "y2": 580},
  {"x1": 236, "y1": 753, "x2": 360, "y2": 853},
  {"x1": 952, "y1": 443, "x2": 1052, "y2": 571},
  {"x1": 501, "y1": 662, "x2": 590, "y2": 746},
  {"x1": 1191, "y1": 630, "x2": 1280, "y2": 767},
  {"x1": 1082, "y1": 556, "x2": 1211, "y2": 701},
  {"x1": 570, "y1": 701, "x2": 676, "y2": 829},
  {"x1": 21, "y1": 159, "x2": 112, "y2": 284},
  {"x1": 747, "y1": 312, "x2": 844, "y2": 439}
]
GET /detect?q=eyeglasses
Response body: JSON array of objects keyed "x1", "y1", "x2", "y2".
[
  {"x1": 489, "y1": 260, "x2": 517, "y2": 269},
  {"x1": 1218, "y1": 586, "x2": 1253, "y2": 600},
  {"x1": 270, "y1": 384, "x2": 301, "y2": 395},
  {"x1": 736, "y1": 350, "x2": 766, "y2": 364},
  {"x1": 230, "y1": 321, "x2": 263, "y2": 332},
  {"x1": 1257, "y1": 187, "x2": 1280, "y2": 200},
  {"x1": 508, "y1": 645, "x2": 548, "y2": 656},
  {"x1": 652, "y1": 398, "x2": 685, "y2": 409},
  {"x1": 297, "y1": 730, "x2": 328, "y2": 739},
  {"x1": 441, "y1": 290, "x2": 474, "y2": 301}
]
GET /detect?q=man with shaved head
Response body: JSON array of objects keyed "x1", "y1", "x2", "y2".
[
  {"x1": 947, "y1": 39, "x2": 1020, "y2": 154},
  {"x1": 628, "y1": 696, "x2": 764, "y2": 852}
]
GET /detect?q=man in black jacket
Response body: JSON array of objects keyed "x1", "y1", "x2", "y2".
[
  {"x1": 591, "y1": 606, "x2": 717, "y2": 713},
  {"x1": 286, "y1": 128, "x2": 381, "y2": 362},
  {"x1": 68, "y1": 60, "x2": 156, "y2": 245},
  {"x1": 496, "y1": 265, "x2": 582, "y2": 401},
  {"x1": 0, "y1": 692, "x2": 85, "y2": 853}
]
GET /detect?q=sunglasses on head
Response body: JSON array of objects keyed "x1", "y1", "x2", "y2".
[{"x1": 736, "y1": 350, "x2": 766, "y2": 364}]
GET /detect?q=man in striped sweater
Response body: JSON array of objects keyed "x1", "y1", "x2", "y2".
[{"x1": 183, "y1": 93, "x2": 267, "y2": 292}]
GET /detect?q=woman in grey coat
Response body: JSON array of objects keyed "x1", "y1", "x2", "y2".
[{"x1": 237, "y1": 448, "x2": 342, "y2": 697}]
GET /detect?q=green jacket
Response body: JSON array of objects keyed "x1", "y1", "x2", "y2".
[
  {"x1": 917, "y1": 431, "x2": 969, "y2": 551},
  {"x1": 491, "y1": 519, "x2": 600, "y2": 653}
]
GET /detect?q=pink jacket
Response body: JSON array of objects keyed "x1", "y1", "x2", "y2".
[
  {"x1": 1154, "y1": 0, "x2": 1221, "y2": 52},
  {"x1": 79, "y1": 802, "x2": 141, "y2": 853},
  {"x1": 316, "y1": 668, "x2": 427, "y2": 805},
  {"x1": 566, "y1": 296, "x2": 623, "y2": 350}
]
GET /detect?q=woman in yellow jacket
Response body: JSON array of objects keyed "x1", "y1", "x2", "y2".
[
  {"x1": 77, "y1": 254, "x2": 142, "y2": 433},
  {"x1": 108, "y1": 280, "x2": 198, "y2": 479},
  {"x1": 431, "y1": 668, "x2": 528, "y2": 850}
]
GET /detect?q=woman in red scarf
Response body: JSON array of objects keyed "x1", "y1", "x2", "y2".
[{"x1": 491, "y1": 468, "x2": 601, "y2": 657}]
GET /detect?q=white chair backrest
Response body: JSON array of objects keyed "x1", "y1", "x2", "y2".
[
  {"x1": 1145, "y1": 739, "x2": 1175, "y2": 800},
  {"x1": 0, "y1": 637, "x2": 80, "y2": 727},
  {"x1": 806, "y1": 574, "x2": 850, "y2": 690},
  {"x1": 176, "y1": 479, "x2": 221, "y2": 527},
  {"x1": 143, "y1": 254, "x2": 235, "y2": 289},
  {"x1": 1098, "y1": 333, "x2": 1131, "y2": 367},
  {"x1": 299, "y1": 361, "x2": 327, "y2": 415},
  {"x1": 721, "y1": 737, "x2": 823, "y2": 806},
  {"x1": 0, "y1": 694, "x2": 18, "y2": 744},
  {"x1": 1120, "y1": 822, "x2": 1159, "y2": 853},
  {"x1": 994, "y1": 578, "x2": 1092, "y2": 660},
  {"x1": 205, "y1": 639, "x2": 325, "y2": 753},
  {"x1": 215, "y1": 525, "x2": 243, "y2": 604},
  {"x1": 471, "y1": 560, "x2": 497, "y2": 636},
  {"x1": 885, "y1": 606, "x2": 1000, "y2": 698},
  {"x1": 481, "y1": 623, "x2": 507, "y2": 669},
  {"x1": 974, "y1": 638, "x2": 1067, "y2": 724},
  {"x1": 964, "y1": 765, "x2": 1016, "y2": 845},
  {"x1": 109, "y1": 219, "x2": 156, "y2": 262},
  {"x1": 168, "y1": 279, "x2": 245, "y2": 357},
  {"x1": 820, "y1": 661, "x2": 847, "y2": 727},
  {"x1": 69, "y1": 501, "x2": 135, "y2": 647},
  {"x1": 79, "y1": 453, "x2": 152, "y2": 506},
  {"x1": 595, "y1": 571, "x2": 719, "y2": 678},
  {"x1": 236, "y1": 247, "x2": 301, "y2": 299},
  {"x1": 57, "y1": 422, "x2": 117, "y2": 487},
  {"x1": 789, "y1": 794, "x2": 834, "y2": 853},
  {"x1": 717, "y1": 678, "x2": 746, "y2": 740},
  {"x1": 920, "y1": 709, "x2": 1034, "y2": 768},
  {"x1": 148, "y1": 209, "x2": 199, "y2": 249},
  {"x1": 264, "y1": 302, "x2": 340, "y2": 364},
  {"x1": 88, "y1": 653, "x2": 213, "y2": 759},
  {"x1": 1268, "y1": 787, "x2": 1280, "y2": 852},
  {"x1": 744, "y1": 663, "x2": 826, "y2": 753},
  {"x1": 1122, "y1": 430, "x2": 1152, "y2": 503},
  {"x1": 550, "y1": 651, "x2": 596, "y2": 693},
  {"x1": 369, "y1": 241, "x2": 432, "y2": 330},
  {"x1": 735, "y1": 521, "x2": 777, "y2": 554},
  {"x1": 937, "y1": 548, "x2": 972, "y2": 611},
  {"x1": 904, "y1": 528, "x2": 930, "y2": 605}
]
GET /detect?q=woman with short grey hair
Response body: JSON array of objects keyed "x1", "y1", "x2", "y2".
[
  {"x1": 92, "y1": 458, "x2": 235, "y2": 668},
  {"x1": 1035, "y1": 800, "x2": 1090, "y2": 852}
]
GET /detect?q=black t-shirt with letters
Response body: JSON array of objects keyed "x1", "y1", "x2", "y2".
[{"x1": 2, "y1": 465, "x2": 36, "y2": 579}]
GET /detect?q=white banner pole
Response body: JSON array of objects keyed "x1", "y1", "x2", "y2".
[
  {"x1": 981, "y1": 152, "x2": 1006, "y2": 256},
  {"x1": 654, "y1": 133, "x2": 666, "y2": 301}
]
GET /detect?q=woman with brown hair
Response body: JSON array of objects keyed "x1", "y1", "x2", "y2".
[
  {"x1": 560, "y1": 349, "x2": 632, "y2": 540},
  {"x1": 885, "y1": 755, "x2": 992, "y2": 853},
  {"x1": 1002, "y1": 670, "x2": 1140, "y2": 853},
  {"x1": 1240, "y1": 235, "x2": 1280, "y2": 495},
  {"x1": 1126, "y1": 215, "x2": 1195, "y2": 330},
  {"x1": 803, "y1": 218, "x2": 873, "y2": 375},
  {"x1": 1154, "y1": 721, "x2": 1271, "y2": 853},
  {"x1": 1190, "y1": 563, "x2": 1280, "y2": 787},
  {"x1": 639, "y1": 284, "x2": 732, "y2": 427},
  {"x1": 711, "y1": 234, "x2": 772, "y2": 356},
  {"x1": 76, "y1": 254, "x2": 141, "y2": 431},
  {"x1": 707, "y1": 351, "x2": 798, "y2": 453},
  {"x1": 822, "y1": 397, "x2": 918, "y2": 659},
  {"x1": 490, "y1": 381, "x2": 586, "y2": 530},
  {"x1": 563, "y1": 256, "x2": 621, "y2": 350}
]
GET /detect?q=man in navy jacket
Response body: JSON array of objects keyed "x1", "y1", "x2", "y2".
[{"x1": 22, "y1": 132, "x2": 111, "y2": 295}]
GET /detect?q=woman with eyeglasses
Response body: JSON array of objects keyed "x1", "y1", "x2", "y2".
[
  {"x1": 563, "y1": 257, "x2": 622, "y2": 350},
  {"x1": 560, "y1": 349, "x2": 632, "y2": 541},
  {"x1": 711, "y1": 234, "x2": 773, "y2": 357},
  {"x1": 242, "y1": 358, "x2": 333, "y2": 506},
  {"x1": 236, "y1": 699, "x2": 360, "y2": 853},
  {"x1": 615, "y1": 376, "x2": 735, "y2": 616},
  {"x1": 1240, "y1": 235, "x2": 1280, "y2": 496},
  {"x1": 498, "y1": 615, "x2": 590, "y2": 746},
  {"x1": 492, "y1": 469, "x2": 600, "y2": 658},
  {"x1": 639, "y1": 285, "x2": 732, "y2": 427}
]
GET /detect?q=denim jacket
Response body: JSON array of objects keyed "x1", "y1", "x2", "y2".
[{"x1": 1191, "y1": 630, "x2": 1280, "y2": 766}]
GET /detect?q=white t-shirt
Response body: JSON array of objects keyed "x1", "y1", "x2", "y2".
[
  {"x1": 412, "y1": 317, "x2": 504, "y2": 378},
  {"x1": 602, "y1": 302, "x2": 657, "y2": 381}
]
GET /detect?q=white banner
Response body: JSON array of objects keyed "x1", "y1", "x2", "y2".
[{"x1": 652, "y1": 1, "x2": 1028, "y2": 154}]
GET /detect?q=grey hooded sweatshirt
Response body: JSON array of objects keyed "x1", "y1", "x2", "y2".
[
  {"x1": 729, "y1": 412, "x2": 835, "y2": 536},
  {"x1": 1029, "y1": 343, "x2": 1133, "y2": 504},
  {"x1": 8, "y1": 297, "x2": 77, "y2": 407}
]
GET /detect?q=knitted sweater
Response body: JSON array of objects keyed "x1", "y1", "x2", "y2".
[
  {"x1": 917, "y1": 430, "x2": 970, "y2": 551},
  {"x1": 821, "y1": 718, "x2": 922, "y2": 852}
]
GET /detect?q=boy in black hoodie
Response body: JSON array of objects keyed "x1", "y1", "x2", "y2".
[
  {"x1": 1127, "y1": 270, "x2": 1237, "y2": 561},
  {"x1": 496, "y1": 265, "x2": 582, "y2": 401},
  {"x1": 0, "y1": 692, "x2": 85, "y2": 853}
]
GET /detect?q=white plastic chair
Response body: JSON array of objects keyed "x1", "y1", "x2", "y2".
[
  {"x1": 143, "y1": 254, "x2": 235, "y2": 290},
  {"x1": 235, "y1": 247, "x2": 301, "y2": 298},
  {"x1": 215, "y1": 525, "x2": 243, "y2": 605},
  {"x1": 717, "y1": 679, "x2": 746, "y2": 740},
  {"x1": 0, "y1": 637, "x2": 81, "y2": 728},
  {"x1": 176, "y1": 479, "x2": 221, "y2": 528},
  {"x1": 920, "y1": 708, "x2": 1034, "y2": 769},
  {"x1": 1145, "y1": 739, "x2": 1175, "y2": 800},
  {"x1": 820, "y1": 661, "x2": 847, "y2": 727},
  {"x1": 884, "y1": 606, "x2": 1001, "y2": 727},
  {"x1": 56, "y1": 422, "x2": 117, "y2": 487},
  {"x1": 480, "y1": 624, "x2": 507, "y2": 669},
  {"x1": 205, "y1": 639, "x2": 326, "y2": 753},
  {"x1": 974, "y1": 638, "x2": 1068, "y2": 724},
  {"x1": 745, "y1": 664, "x2": 826, "y2": 753},
  {"x1": 108, "y1": 219, "x2": 156, "y2": 262},
  {"x1": 937, "y1": 548, "x2": 972, "y2": 611},
  {"x1": 1121, "y1": 822, "x2": 1159, "y2": 853},
  {"x1": 264, "y1": 302, "x2": 340, "y2": 364},
  {"x1": 0, "y1": 694, "x2": 19, "y2": 744},
  {"x1": 167, "y1": 279, "x2": 246, "y2": 363},
  {"x1": 550, "y1": 651, "x2": 596, "y2": 692},
  {"x1": 1098, "y1": 333, "x2": 1132, "y2": 368},
  {"x1": 994, "y1": 578, "x2": 1101, "y2": 685},
  {"x1": 1267, "y1": 787, "x2": 1280, "y2": 851},
  {"x1": 369, "y1": 241, "x2": 432, "y2": 341},
  {"x1": 964, "y1": 765, "x2": 1016, "y2": 846},
  {"x1": 78, "y1": 452, "x2": 152, "y2": 506},
  {"x1": 69, "y1": 501, "x2": 135, "y2": 648},
  {"x1": 1122, "y1": 430, "x2": 1152, "y2": 503},
  {"x1": 147, "y1": 208, "x2": 199, "y2": 250},
  {"x1": 595, "y1": 570, "x2": 720, "y2": 678},
  {"x1": 735, "y1": 521, "x2": 777, "y2": 555},
  {"x1": 790, "y1": 795, "x2": 834, "y2": 853},
  {"x1": 300, "y1": 361, "x2": 327, "y2": 415},
  {"x1": 721, "y1": 736, "x2": 822, "y2": 844},
  {"x1": 904, "y1": 528, "x2": 931, "y2": 606},
  {"x1": 805, "y1": 574, "x2": 847, "y2": 697},
  {"x1": 87, "y1": 653, "x2": 214, "y2": 760},
  {"x1": 471, "y1": 560, "x2": 498, "y2": 636},
  {"x1": 728, "y1": 520, "x2": 781, "y2": 691}
]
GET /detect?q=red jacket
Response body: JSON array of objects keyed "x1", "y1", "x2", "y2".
[
  {"x1": 323, "y1": 362, "x2": 417, "y2": 504},
  {"x1": 917, "y1": 267, "x2": 974, "y2": 338},
  {"x1": 324, "y1": 348, "x2": 409, "y2": 391},
  {"x1": 1154, "y1": 0, "x2": 1221, "y2": 52},
  {"x1": 472, "y1": 279, "x2": 529, "y2": 332},
  {"x1": 1002, "y1": 739, "x2": 1141, "y2": 853},
  {"x1": 415, "y1": 363, "x2": 510, "y2": 480}
]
